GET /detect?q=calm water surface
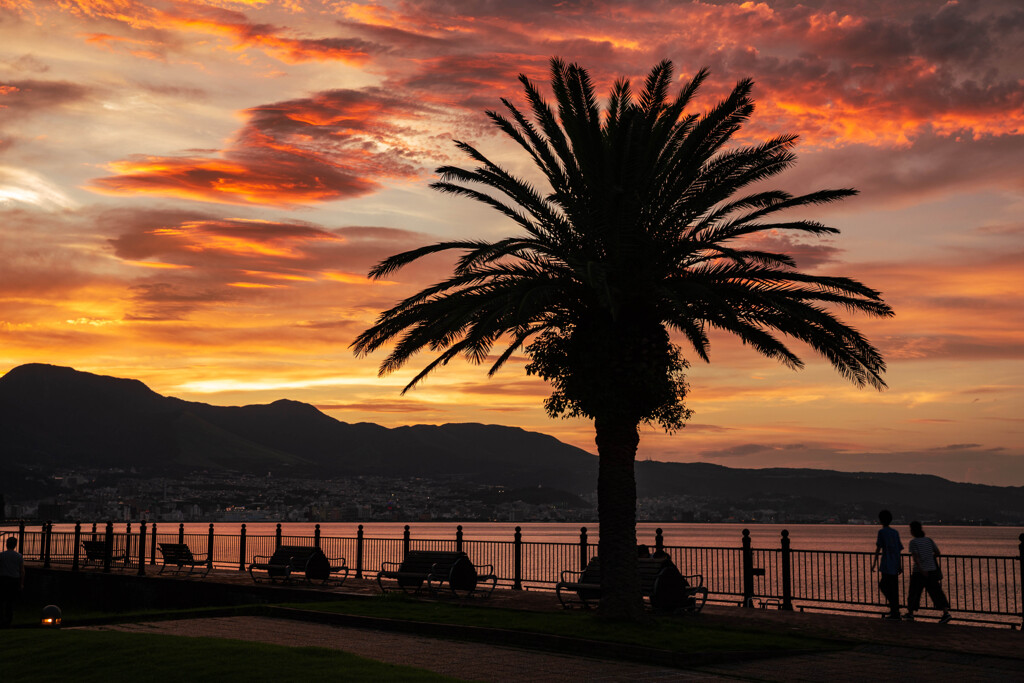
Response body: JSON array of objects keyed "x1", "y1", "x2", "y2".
[{"x1": 85, "y1": 521, "x2": 1023, "y2": 557}]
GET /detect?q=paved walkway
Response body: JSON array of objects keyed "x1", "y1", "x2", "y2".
[
  {"x1": 80, "y1": 616, "x2": 722, "y2": 681},
  {"x1": 59, "y1": 569, "x2": 1024, "y2": 681},
  {"x1": 78, "y1": 613, "x2": 1024, "y2": 682}
]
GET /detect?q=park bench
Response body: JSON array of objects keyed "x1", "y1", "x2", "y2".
[
  {"x1": 157, "y1": 542, "x2": 210, "y2": 577},
  {"x1": 80, "y1": 539, "x2": 126, "y2": 569},
  {"x1": 248, "y1": 545, "x2": 348, "y2": 585},
  {"x1": 556, "y1": 556, "x2": 708, "y2": 613},
  {"x1": 378, "y1": 550, "x2": 497, "y2": 598}
]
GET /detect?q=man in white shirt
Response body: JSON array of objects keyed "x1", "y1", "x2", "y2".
[{"x1": 906, "y1": 521, "x2": 952, "y2": 624}]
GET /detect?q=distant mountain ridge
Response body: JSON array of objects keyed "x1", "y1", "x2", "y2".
[
  {"x1": 2, "y1": 364, "x2": 1021, "y2": 522},
  {"x1": 0, "y1": 363, "x2": 597, "y2": 488}
]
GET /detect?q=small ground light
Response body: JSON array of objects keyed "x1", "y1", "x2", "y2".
[{"x1": 41, "y1": 605, "x2": 62, "y2": 628}]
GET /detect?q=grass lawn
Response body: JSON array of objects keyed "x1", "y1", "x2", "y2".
[
  {"x1": 0, "y1": 629, "x2": 458, "y2": 682},
  {"x1": 287, "y1": 594, "x2": 844, "y2": 654}
]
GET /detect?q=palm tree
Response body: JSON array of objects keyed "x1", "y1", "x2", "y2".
[{"x1": 353, "y1": 58, "x2": 893, "y2": 619}]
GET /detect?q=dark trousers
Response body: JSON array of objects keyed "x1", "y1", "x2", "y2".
[
  {"x1": 0, "y1": 576, "x2": 19, "y2": 627},
  {"x1": 878, "y1": 573, "x2": 900, "y2": 615},
  {"x1": 908, "y1": 570, "x2": 949, "y2": 611}
]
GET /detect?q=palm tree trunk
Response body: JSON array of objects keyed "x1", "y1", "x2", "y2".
[{"x1": 594, "y1": 413, "x2": 644, "y2": 620}]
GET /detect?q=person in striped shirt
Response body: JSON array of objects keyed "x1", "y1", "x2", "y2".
[{"x1": 906, "y1": 521, "x2": 952, "y2": 624}]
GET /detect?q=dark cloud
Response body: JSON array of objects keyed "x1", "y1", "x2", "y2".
[
  {"x1": 333, "y1": 19, "x2": 456, "y2": 56},
  {"x1": 388, "y1": 54, "x2": 548, "y2": 111},
  {"x1": 782, "y1": 133, "x2": 1024, "y2": 205},
  {"x1": 737, "y1": 232, "x2": 843, "y2": 270},
  {"x1": 125, "y1": 282, "x2": 231, "y2": 321},
  {"x1": 0, "y1": 206, "x2": 109, "y2": 296},
  {"x1": 2, "y1": 54, "x2": 50, "y2": 73},
  {"x1": 0, "y1": 79, "x2": 90, "y2": 119},
  {"x1": 89, "y1": 206, "x2": 448, "y2": 320},
  {"x1": 456, "y1": 379, "x2": 548, "y2": 397},
  {"x1": 879, "y1": 334, "x2": 1024, "y2": 362}
]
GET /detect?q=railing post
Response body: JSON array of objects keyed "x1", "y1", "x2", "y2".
[
  {"x1": 579, "y1": 526, "x2": 588, "y2": 570},
  {"x1": 42, "y1": 521, "x2": 52, "y2": 568},
  {"x1": 18, "y1": 521, "x2": 25, "y2": 552},
  {"x1": 137, "y1": 521, "x2": 147, "y2": 576},
  {"x1": 275, "y1": 523, "x2": 282, "y2": 549},
  {"x1": 206, "y1": 523, "x2": 214, "y2": 570},
  {"x1": 314, "y1": 523, "x2": 321, "y2": 549},
  {"x1": 403, "y1": 525, "x2": 410, "y2": 556},
  {"x1": 1018, "y1": 533, "x2": 1023, "y2": 630},
  {"x1": 72, "y1": 521, "x2": 81, "y2": 572},
  {"x1": 239, "y1": 523, "x2": 247, "y2": 572},
  {"x1": 355, "y1": 524, "x2": 364, "y2": 580},
  {"x1": 91, "y1": 522, "x2": 96, "y2": 542},
  {"x1": 655, "y1": 527, "x2": 664, "y2": 555},
  {"x1": 513, "y1": 526, "x2": 523, "y2": 590},
  {"x1": 178, "y1": 522, "x2": 184, "y2": 545},
  {"x1": 456, "y1": 525, "x2": 464, "y2": 553},
  {"x1": 150, "y1": 523, "x2": 158, "y2": 565},
  {"x1": 781, "y1": 529, "x2": 793, "y2": 610},
  {"x1": 125, "y1": 521, "x2": 132, "y2": 568},
  {"x1": 103, "y1": 521, "x2": 114, "y2": 573},
  {"x1": 742, "y1": 528, "x2": 754, "y2": 608}
]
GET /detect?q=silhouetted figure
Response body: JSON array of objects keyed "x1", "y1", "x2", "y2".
[
  {"x1": 0, "y1": 536, "x2": 25, "y2": 628},
  {"x1": 652, "y1": 549, "x2": 670, "y2": 560},
  {"x1": 905, "y1": 521, "x2": 952, "y2": 624},
  {"x1": 871, "y1": 509, "x2": 903, "y2": 619},
  {"x1": 636, "y1": 544, "x2": 651, "y2": 558}
]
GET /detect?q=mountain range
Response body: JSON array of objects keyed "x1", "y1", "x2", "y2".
[{"x1": 2, "y1": 364, "x2": 1021, "y2": 523}]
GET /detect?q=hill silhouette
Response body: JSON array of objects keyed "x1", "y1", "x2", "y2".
[
  {"x1": 2, "y1": 364, "x2": 1021, "y2": 522},
  {"x1": 0, "y1": 363, "x2": 596, "y2": 489}
]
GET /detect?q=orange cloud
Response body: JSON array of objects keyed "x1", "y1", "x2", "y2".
[
  {"x1": 90, "y1": 88, "x2": 434, "y2": 206},
  {"x1": 52, "y1": 0, "x2": 375, "y2": 65},
  {"x1": 92, "y1": 155, "x2": 378, "y2": 206},
  {"x1": 80, "y1": 31, "x2": 168, "y2": 61}
]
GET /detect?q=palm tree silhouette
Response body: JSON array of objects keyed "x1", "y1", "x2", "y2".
[{"x1": 353, "y1": 58, "x2": 893, "y2": 619}]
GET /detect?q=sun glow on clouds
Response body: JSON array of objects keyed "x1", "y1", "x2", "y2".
[
  {"x1": 0, "y1": 167, "x2": 78, "y2": 210},
  {"x1": 1, "y1": 0, "x2": 1023, "y2": 483},
  {"x1": 176, "y1": 374, "x2": 411, "y2": 393}
]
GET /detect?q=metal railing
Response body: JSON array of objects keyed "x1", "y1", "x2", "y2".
[{"x1": 4, "y1": 521, "x2": 1022, "y2": 627}]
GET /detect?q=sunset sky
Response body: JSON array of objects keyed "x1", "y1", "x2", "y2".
[{"x1": 1, "y1": 1, "x2": 1021, "y2": 486}]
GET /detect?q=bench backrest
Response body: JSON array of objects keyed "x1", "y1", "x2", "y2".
[
  {"x1": 269, "y1": 545, "x2": 320, "y2": 567},
  {"x1": 158, "y1": 543, "x2": 195, "y2": 563},
  {"x1": 269, "y1": 545, "x2": 330, "y2": 580},
  {"x1": 579, "y1": 557, "x2": 683, "y2": 601},
  {"x1": 81, "y1": 540, "x2": 109, "y2": 559},
  {"x1": 401, "y1": 550, "x2": 477, "y2": 590}
]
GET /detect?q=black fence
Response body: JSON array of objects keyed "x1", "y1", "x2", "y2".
[{"x1": 4, "y1": 522, "x2": 1022, "y2": 627}]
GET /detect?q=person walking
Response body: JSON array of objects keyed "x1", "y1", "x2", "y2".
[
  {"x1": 905, "y1": 521, "x2": 952, "y2": 624},
  {"x1": 0, "y1": 536, "x2": 25, "y2": 628},
  {"x1": 871, "y1": 509, "x2": 903, "y2": 619}
]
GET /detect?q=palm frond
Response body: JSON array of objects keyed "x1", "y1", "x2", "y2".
[{"x1": 355, "y1": 58, "x2": 890, "y2": 412}]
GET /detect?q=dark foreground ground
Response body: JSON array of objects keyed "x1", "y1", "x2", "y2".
[{"x1": 18, "y1": 564, "x2": 1024, "y2": 681}]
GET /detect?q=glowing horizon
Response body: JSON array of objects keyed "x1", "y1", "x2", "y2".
[{"x1": 1, "y1": 1, "x2": 1021, "y2": 486}]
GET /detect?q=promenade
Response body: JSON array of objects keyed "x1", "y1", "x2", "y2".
[{"x1": 70, "y1": 574, "x2": 1024, "y2": 682}]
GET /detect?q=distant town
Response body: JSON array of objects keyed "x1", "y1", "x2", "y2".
[{"x1": 3, "y1": 467, "x2": 992, "y2": 526}]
